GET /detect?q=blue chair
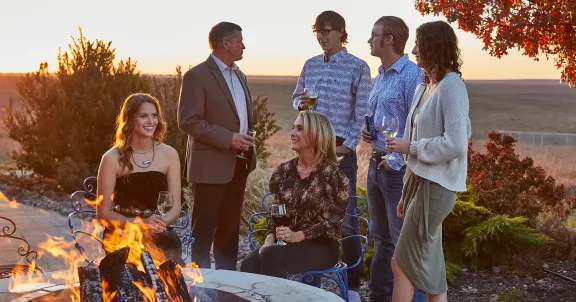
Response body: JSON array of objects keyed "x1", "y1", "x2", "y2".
[
  {"x1": 68, "y1": 176, "x2": 195, "y2": 264},
  {"x1": 246, "y1": 192, "x2": 371, "y2": 302}
]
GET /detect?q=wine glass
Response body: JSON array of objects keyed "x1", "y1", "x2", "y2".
[
  {"x1": 381, "y1": 116, "x2": 399, "y2": 162},
  {"x1": 237, "y1": 129, "x2": 256, "y2": 159},
  {"x1": 157, "y1": 191, "x2": 174, "y2": 218},
  {"x1": 303, "y1": 88, "x2": 318, "y2": 110},
  {"x1": 269, "y1": 204, "x2": 288, "y2": 245}
]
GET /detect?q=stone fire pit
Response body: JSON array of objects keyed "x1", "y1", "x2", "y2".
[{"x1": 0, "y1": 268, "x2": 343, "y2": 301}]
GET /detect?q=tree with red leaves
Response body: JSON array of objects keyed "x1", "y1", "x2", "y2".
[{"x1": 415, "y1": 0, "x2": 576, "y2": 87}]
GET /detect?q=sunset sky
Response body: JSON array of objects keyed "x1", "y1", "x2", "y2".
[{"x1": 0, "y1": 0, "x2": 562, "y2": 79}]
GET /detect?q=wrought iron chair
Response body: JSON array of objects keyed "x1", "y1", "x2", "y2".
[
  {"x1": 246, "y1": 192, "x2": 371, "y2": 302},
  {"x1": 0, "y1": 216, "x2": 44, "y2": 279},
  {"x1": 68, "y1": 176, "x2": 194, "y2": 264}
]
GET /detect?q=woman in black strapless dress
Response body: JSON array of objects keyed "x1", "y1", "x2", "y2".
[{"x1": 96, "y1": 93, "x2": 185, "y2": 266}]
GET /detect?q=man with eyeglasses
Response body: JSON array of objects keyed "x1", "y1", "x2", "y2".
[
  {"x1": 360, "y1": 16, "x2": 426, "y2": 302},
  {"x1": 292, "y1": 10, "x2": 371, "y2": 302}
]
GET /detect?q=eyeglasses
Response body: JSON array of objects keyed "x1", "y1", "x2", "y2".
[{"x1": 313, "y1": 28, "x2": 336, "y2": 37}]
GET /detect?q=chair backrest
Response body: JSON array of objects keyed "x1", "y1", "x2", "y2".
[
  {"x1": 68, "y1": 176, "x2": 194, "y2": 264},
  {"x1": 338, "y1": 195, "x2": 371, "y2": 271}
]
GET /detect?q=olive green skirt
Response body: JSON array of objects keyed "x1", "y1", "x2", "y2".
[{"x1": 395, "y1": 168, "x2": 456, "y2": 294}]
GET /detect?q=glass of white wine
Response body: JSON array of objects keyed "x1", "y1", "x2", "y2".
[
  {"x1": 381, "y1": 116, "x2": 399, "y2": 162},
  {"x1": 157, "y1": 191, "x2": 174, "y2": 218}
]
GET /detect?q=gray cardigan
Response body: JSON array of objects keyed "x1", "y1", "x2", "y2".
[{"x1": 405, "y1": 72, "x2": 471, "y2": 192}]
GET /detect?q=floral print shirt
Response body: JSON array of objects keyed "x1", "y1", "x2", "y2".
[{"x1": 266, "y1": 158, "x2": 350, "y2": 241}]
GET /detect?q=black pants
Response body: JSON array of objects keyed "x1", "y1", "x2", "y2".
[
  {"x1": 239, "y1": 238, "x2": 339, "y2": 279},
  {"x1": 191, "y1": 158, "x2": 248, "y2": 270}
]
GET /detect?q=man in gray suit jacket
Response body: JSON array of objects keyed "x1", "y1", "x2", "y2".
[{"x1": 178, "y1": 22, "x2": 256, "y2": 270}]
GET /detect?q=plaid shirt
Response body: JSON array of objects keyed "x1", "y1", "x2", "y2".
[
  {"x1": 369, "y1": 54, "x2": 423, "y2": 170},
  {"x1": 292, "y1": 47, "x2": 372, "y2": 150}
]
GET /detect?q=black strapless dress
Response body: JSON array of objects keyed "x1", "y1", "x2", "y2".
[{"x1": 103, "y1": 171, "x2": 184, "y2": 266}]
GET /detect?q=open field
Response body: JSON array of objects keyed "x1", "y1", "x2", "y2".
[
  {"x1": 1, "y1": 74, "x2": 575, "y2": 189},
  {"x1": 245, "y1": 77, "x2": 576, "y2": 190}
]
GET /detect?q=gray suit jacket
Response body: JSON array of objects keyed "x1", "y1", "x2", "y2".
[{"x1": 177, "y1": 55, "x2": 256, "y2": 184}]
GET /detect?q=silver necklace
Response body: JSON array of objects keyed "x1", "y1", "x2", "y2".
[
  {"x1": 132, "y1": 142, "x2": 155, "y2": 168},
  {"x1": 132, "y1": 143, "x2": 153, "y2": 154}
]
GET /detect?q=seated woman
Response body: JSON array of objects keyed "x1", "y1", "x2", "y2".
[
  {"x1": 96, "y1": 93, "x2": 184, "y2": 266},
  {"x1": 240, "y1": 110, "x2": 350, "y2": 278}
]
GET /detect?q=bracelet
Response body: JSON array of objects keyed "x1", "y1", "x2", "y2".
[{"x1": 131, "y1": 217, "x2": 142, "y2": 225}]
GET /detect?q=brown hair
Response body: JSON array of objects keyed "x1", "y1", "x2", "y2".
[
  {"x1": 299, "y1": 110, "x2": 337, "y2": 165},
  {"x1": 416, "y1": 20, "x2": 463, "y2": 83},
  {"x1": 114, "y1": 93, "x2": 166, "y2": 173},
  {"x1": 313, "y1": 11, "x2": 348, "y2": 44},
  {"x1": 374, "y1": 16, "x2": 409, "y2": 55}
]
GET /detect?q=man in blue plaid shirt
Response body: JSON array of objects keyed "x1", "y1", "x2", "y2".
[
  {"x1": 361, "y1": 16, "x2": 427, "y2": 302},
  {"x1": 292, "y1": 10, "x2": 372, "y2": 302}
]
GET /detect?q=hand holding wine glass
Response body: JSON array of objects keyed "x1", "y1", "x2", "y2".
[
  {"x1": 237, "y1": 129, "x2": 256, "y2": 159},
  {"x1": 381, "y1": 116, "x2": 399, "y2": 162},
  {"x1": 155, "y1": 191, "x2": 174, "y2": 232},
  {"x1": 269, "y1": 204, "x2": 288, "y2": 245}
]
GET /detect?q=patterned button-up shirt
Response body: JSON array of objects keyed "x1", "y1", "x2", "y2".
[
  {"x1": 267, "y1": 158, "x2": 350, "y2": 241},
  {"x1": 369, "y1": 54, "x2": 423, "y2": 170},
  {"x1": 292, "y1": 47, "x2": 372, "y2": 150}
]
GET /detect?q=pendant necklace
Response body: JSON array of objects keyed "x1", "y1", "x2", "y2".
[{"x1": 132, "y1": 142, "x2": 155, "y2": 168}]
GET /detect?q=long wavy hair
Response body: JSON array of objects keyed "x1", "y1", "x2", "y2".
[
  {"x1": 114, "y1": 93, "x2": 166, "y2": 173},
  {"x1": 299, "y1": 110, "x2": 337, "y2": 166},
  {"x1": 416, "y1": 20, "x2": 463, "y2": 83}
]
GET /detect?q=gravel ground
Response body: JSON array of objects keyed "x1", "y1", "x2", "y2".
[{"x1": 3, "y1": 177, "x2": 575, "y2": 301}]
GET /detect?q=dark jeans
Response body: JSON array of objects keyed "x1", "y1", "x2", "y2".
[
  {"x1": 191, "y1": 158, "x2": 248, "y2": 270},
  {"x1": 367, "y1": 161, "x2": 427, "y2": 302},
  {"x1": 239, "y1": 238, "x2": 339, "y2": 279},
  {"x1": 338, "y1": 151, "x2": 362, "y2": 290}
]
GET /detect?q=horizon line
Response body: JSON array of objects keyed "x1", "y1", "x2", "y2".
[{"x1": 0, "y1": 72, "x2": 565, "y2": 82}]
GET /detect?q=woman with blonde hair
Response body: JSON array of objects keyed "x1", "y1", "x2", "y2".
[
  {"x1": 96, "y1": 93, "x2": 184, "y2": 265},
  {"x1": 240, "y1": 110, "x2": 350, "y2": 278}
]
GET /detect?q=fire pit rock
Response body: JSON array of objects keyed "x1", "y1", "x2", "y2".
[{"x1": 1, "y1": 268, "x2": 343, "y2": 301}]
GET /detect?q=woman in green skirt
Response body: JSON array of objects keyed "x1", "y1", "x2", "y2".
[{"x1": 384, "y1": 20, "x2": 471, "y2": 302}]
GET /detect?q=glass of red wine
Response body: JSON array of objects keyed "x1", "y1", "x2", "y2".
[{"x1": 270, "y1": 204, "x2": 288, "y2": 245}]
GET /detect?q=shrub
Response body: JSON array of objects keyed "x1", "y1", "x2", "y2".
[
  {"x1": 4, "y1": 28, "x2": 150, "y2": 190},
  {"x1": 467, "y1": 131, "x2": 572, "y2": 220},
  {"x1": 4, "y1": 29, "x2": 282, "y2": 194},
  {"x1": 445, "y1": 262, "x2": 462, "y2": 283},
  {"x1": 534, "y1": 215, "x2": 576, "y2": 260},
  {"x1": 462, "y1": 215, "x2": 551, "y2": 268},
  {"x1": 252, "y1": 96, "x2": 281, "y2": 163},
  {"x1": 151, "y1": 66, "x2": 188, "y2": 175},
  {"x1": 443, "y1": 200, "x2": 492, "y2": 240},
  {"x1": 498, "y1": 288, "x2": 523, "y2": 302}
]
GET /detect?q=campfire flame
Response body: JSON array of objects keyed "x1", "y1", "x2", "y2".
[
  {"x1": 4, "y1": 194, "x2": 204, "y2": 301},
  {"x1": 0, "y1": 191, "x2": 19, "y2": 208}
]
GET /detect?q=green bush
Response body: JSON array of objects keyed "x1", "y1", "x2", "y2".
[
  {"x1": 251, "y1": 217, "x2": 268, "y2": 246},
  {"x1": 445, "y1": 262, "x2": 462, "y2": 283},
  {"x1": 151, "y1": 66, "x2": 188, "y2": 176},
  {"x1": 462, "y1": 215, "x2": 551, "y2": 268},
  {"x1": 5, "y1": 30, "x2": 281, "y2": 195},
  {"x1": 498, "y1": 288, "x2": 523, "y2": 302},
  {"x1": 252, "y1": 96, "x2": 281, "y2": 163},
  {"x1": 4, "y1": 29, "x2": 150, "y2": 190},
  {"x1": 443, "y1": 200, "x2": 492, "y2": 239}
]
